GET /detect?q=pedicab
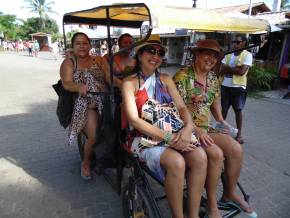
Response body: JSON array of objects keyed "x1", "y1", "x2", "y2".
[{"x1": 61, "y1": 3, "x2": 270, "y2": 218}]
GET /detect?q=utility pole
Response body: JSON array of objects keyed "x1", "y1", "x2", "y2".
[
  {"x1": 273, "y1": 0, "x2": 281, "y2": 12},
  {"x1": 248, "y1": 0, "x2": 252, "y2": 17}
]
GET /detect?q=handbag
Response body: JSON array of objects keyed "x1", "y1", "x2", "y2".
[
  {"x1": 139, "y1": 98, "x2": 198, "y2": 149},
  {"x1": 52, "y1": 80, "x2": 74, "y2": 129}
]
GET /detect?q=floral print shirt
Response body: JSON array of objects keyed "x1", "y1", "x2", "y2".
[{"x1": 173, "y1": 67, "x2": 220, "y2": 130}]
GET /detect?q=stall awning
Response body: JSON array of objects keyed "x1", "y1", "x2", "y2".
[
  {"x1": 30, "y1": 32, "x2": 51, "y2": 37},
  {"x1": 152, "y1": 6, "x2": 270, "y2": 34}
]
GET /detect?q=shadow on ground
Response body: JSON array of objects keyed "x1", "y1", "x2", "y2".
[{"x1": 0, "y1": 99, "x2": 122, "y2": 218}]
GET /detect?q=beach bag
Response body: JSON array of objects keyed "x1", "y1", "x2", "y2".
[
  {"x1": 52, "y1": 80, "x2": 74, "y2": 128},
  {"x1": 139, "y1": 98, "x2": 198, "y2": 149}
]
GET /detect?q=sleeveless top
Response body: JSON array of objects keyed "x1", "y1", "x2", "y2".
[
  {"x1": 68, "y1": 58, "x2": 107, "y2": 145},
  {"x1": 130, "y1": 72, "x2": 198, "y2": 154}
]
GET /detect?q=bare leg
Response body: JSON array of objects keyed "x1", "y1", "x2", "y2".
[
  {"x1": 160, "y1": 148, "x2": 186, "y2": 218},
  {"x1": 209, "y1": 133, "x2": 253, "y2": 212},
  {"x1": 222, "y1": 108, "x2": 228, "y2": 120},
  {"x1": 183, "y1": 147, "x2": 207, "y2": 218},
  {"x1": 221, "y1": 87, "x2": 229, "y2": 120},
  {"x1": 234, "y1": 110, "x2": 244, "y2": 144},
  {"x1": 202, "y1": 145, "x2": 223, "y2": 218},
  {"x1": 82, "y1": 109, "x2": 98, "y2": 177}
]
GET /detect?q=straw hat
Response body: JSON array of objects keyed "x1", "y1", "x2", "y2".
[
  {"x1": 191, "y1": 39, "x2": 223, "y2": 58},
  {"x1": 135, "y1": 34, "x2": 165, "y2": 54}
]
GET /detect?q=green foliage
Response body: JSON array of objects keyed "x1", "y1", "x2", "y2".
[
  {"x1": 281, "y1": 0, "x2": 290, "y2": 9},
  {"x1": 65, "y1": 30, "x2": 78, "y2": 48},
  {"x1": 247, "y1": 65, "x2": 278, "y2": 91},
  {"x1": 0, "y1": 5, "x2": 59, "y2": 40},
  {"x1": 23, "y1": 0, "x2": 57, "y2": 31},
  {"x1": 51, "y1": 32, "x2": 62, "y2": 42},
  {"x1": 0, "y1": 14, "x2": 18, "y2": 39},
  {"x1": 17, "y1": 17, "x2": 59, "y2": 40}
]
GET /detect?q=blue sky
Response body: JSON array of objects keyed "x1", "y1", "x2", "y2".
[{"x1": 1, "y1": 0, "x2": 275, "y2": 29}]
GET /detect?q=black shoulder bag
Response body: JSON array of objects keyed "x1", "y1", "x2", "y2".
[
  {"x1": 52, "y1": 58, "x2": 76, "y2": 128},
  {"x1": 52, "y1": 80, "x2": 74, "y2": 128}
]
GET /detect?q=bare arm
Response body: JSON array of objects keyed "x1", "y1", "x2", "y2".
[
  {"x1": 122, "y1": 77, "x2": 167, "y2": 141},
  {"x1": 60, "y1": 59, "x2": 87, "y2": 95},
  {"x1": 210, "y1": 97, "x2": 233, "y2": 135},
  {"x1": 210, "y1": 97, "x2": 224, "y2": 123},
  {"x1": 220, "y1": 63, "x2": 250, "y2": 76},
  {"x1": 162, "y1": 74, "x2": 194, "y2": 131},
  {"x1": 101, "y1": 56, "x2": 122, "y2": 89},
  {"x1": 162, "y1": 74, "x2": 198, "y2": 150}
]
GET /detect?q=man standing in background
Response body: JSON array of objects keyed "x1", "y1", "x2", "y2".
[{"x1": 220, "y1": 35, "x2": 253, "y2": 144}]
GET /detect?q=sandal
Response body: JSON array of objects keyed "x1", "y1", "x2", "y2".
[
  {"x1": 235, "y1": 136, "x2": 244, "y2": 144},
  {"x1": 80, "y1": 162, "x2": 92, "y2": 180},
  {"x1": 220, "y1": 199, "x2": 257, "y2": 218}
]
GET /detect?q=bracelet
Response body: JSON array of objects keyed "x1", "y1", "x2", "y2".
[{"x1": 164, "y1": 131, "x2": 172, "y2": 144}]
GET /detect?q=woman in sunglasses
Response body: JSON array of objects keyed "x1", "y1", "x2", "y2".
[
  {"x1": 174, "y1": 39, "x2": 257, "y2": 218},
  {"x1": 122, "y1": 34, "x2": 207, "y2": 218}
]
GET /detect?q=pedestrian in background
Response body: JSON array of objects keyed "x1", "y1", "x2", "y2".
[
  {"x1": 33, "y1": 40, "x2": 40, "y2": 57},
  {"x1": 52, "y1": 41, "x2": 59, "y2": 60},
  {"x1": 220, "y1": 35, "x2": 253, "y2": 144}
]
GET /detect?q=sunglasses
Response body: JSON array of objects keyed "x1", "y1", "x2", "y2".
[
  {"x1": 143, "y1": 46, "x2": 165, "y2": 57},
  {"x1": 198, "y1": 49, "x2": 220, "y2": 59},
  {"x1": 232, "y1": 40, "x2": 243, "y2": 44}
]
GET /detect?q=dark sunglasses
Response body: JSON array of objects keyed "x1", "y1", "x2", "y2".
[
  {"x1": 143, "y1": 46, "x2": 165, "y2": 57},
  {"x1": 198, "y1": 49, "x2": 220, "y2": 59},
  {"x1": 232, "y1": 40, "x2": 243, "y2": 44}
]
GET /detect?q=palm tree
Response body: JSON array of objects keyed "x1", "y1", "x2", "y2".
[
  {"x1": 23, "y1": 0, "x2": 57, "y2": 31},
  {"x1": 281, "y1": 0, "x2": 290, "y2": 10}
]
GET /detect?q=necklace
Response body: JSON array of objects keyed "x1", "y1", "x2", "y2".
[{"x1": 190, "y1": 66, "x2": 208, "y2": 93}]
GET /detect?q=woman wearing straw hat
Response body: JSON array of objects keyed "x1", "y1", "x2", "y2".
[
  {"x1": 122, "y1": 34, "x2": 207, "y2": 218},
  {"x1": 174, "y1": 39, "x2": 257, "y2": 218}
]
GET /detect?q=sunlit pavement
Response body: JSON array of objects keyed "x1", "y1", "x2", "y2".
[{"x1": 0, "y1": 51, "x2": 289, "y2": 218}]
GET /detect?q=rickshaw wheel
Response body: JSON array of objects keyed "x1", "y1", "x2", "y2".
[{"x1": 122, "y1": 178, "x2": 158, "y2": 218}]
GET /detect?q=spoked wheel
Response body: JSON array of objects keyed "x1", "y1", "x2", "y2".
[{"x1": 122, "y1": 178, "x2": 159, "y2": 218}]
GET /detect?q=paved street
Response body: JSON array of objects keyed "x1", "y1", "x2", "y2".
[{"x1": 0, "y1": 51, "x2": 289, "y2": 218}]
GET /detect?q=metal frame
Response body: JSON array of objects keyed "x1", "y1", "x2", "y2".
[{"x1": 62, "y1": 3, "x2": 153, "y2": 90}]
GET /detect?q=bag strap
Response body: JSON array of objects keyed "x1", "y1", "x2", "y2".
[{"x1": 70, "y1": 57, "x2": 77, "y2": 71}]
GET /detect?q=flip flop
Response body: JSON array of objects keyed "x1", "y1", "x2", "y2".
[
  {"x1": 221, "y1": 199, "x2": 257, "y2": 218},
  {"x1": 235, "y1": 136, "x2": 244, "y2": 144},
  {"x1": 203, "y1": 213, "x2": 210, "y2": 218},
  {"x1": 80, "y1": 163, "x2": 92, "y2": 180}
]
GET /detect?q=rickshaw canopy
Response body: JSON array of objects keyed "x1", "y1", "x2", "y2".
[
  {"x1": 63, "y1": 3, "x2": 151, "y2": 28},
  {"x1": 151, "y1": 6, "x2": 270, "y2": 34},
  {"x1": 63, "y1": 3, "x2": 269, "y2": 34}
]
